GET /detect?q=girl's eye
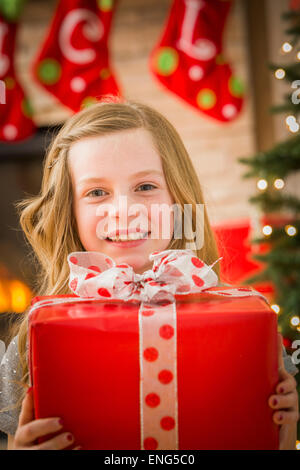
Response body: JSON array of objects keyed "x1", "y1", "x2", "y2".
[
  {"x1": 136, "y1": 184, "x2": 157, "y2": 192},
  {"x1": 86, "y1": 184, "x2": 156, "y2": 197},
  {"x1": 87, "y1": 189, "x2": 107, "y2": 197}
]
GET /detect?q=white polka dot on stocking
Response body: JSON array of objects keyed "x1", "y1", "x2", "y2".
[
  {"x1": 70, "y1": 76, "x2": 86, "y2": 92},
  {"x1": 3, "y1": 124, "x2": 17, "y2": 140}
]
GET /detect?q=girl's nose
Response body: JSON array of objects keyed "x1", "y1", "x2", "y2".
[
  {"x1": 109, "y1": 194, "x2": 149, "y2": 224},
  {"x1": 108, "y1": 194, "x2": 128, "y2": 219}
]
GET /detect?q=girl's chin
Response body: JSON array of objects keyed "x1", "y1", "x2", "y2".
[
  {"x1": 90, "y1": 240, "x2": 172, "y2": 271},
  {"x1": 111, "y1": 253, "x2": 152, "y2": 273}
]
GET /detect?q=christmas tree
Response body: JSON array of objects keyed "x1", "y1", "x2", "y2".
[{"x1": 239, "y1": 3, "x2": 300, "y2": 444}]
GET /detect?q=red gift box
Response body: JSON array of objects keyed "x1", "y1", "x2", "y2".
[{"x1": 28, "y1": 289, "x2": 279, "y2": 450}]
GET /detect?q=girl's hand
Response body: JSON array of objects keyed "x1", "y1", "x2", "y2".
[
  {"x1": 11, "y1": 387, "x2": 81, "y2": 450},
  {"x1": 268, "y1": 334, "x2": 299, "y2": 450}
]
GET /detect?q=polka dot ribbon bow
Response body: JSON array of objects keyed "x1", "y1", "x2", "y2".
[
  {"x1": 67, "y1": 249, "x2": 268, "y2": 304},
  {"x1": 68, "y1": 249, "x2": 269, "y2": 451}
]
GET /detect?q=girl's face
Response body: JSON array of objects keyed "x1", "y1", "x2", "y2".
[{"x1": 68, "y1": 128, "x2": 175, "y2": 274}]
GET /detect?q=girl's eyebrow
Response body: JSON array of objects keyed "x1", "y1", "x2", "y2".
[{"x1": 78, "y1": 170, "x2": 163, "y2": 186}]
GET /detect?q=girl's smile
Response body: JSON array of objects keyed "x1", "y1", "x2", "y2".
[{"x1": 103, "y1": 228, "x2": 151, "y2": 247}]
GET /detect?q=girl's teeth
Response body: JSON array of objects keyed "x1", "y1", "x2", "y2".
[{"x1": 109, "y1": 232, "x2": 149, "y2": 242}]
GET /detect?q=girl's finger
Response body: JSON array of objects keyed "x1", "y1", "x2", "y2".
[
  {"x1": 273, "y1": 409, "x2": 299, "y2": 426},
  {"x1": 16, "y1": 417, "x2": 63, "y2": 446},
  {"x1": 34, "y1": 432, "x2": 75, "y2": 451},
  {"x1": 18, "y1": 388, "x2": 35, "y2": 427},
  {"x1": 276, "y1": 374, "x2": 298, "y2": 395},
  {"x1": 268, "y1": 391, "x2": 297, "y2": 410}
]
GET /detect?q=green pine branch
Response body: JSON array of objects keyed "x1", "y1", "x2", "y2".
[
  {"x1": 270, "y1": 103, "x2": 300, "y2": 114},
  {"x1": 252, "y1": 250, "x2": 300, "y2": 266},
  {"x1": 239, "y1": 134, "x2": 300, "y2": 178},
  {"x1": 281, "y1": 10, "x2": 300, "y2": 21},
  {"x1": 249, "y1": 221, "x2": 300, "y2": 245},
  {"x1": 248, "y1": 193, "x2": 300, "y2": 213}
]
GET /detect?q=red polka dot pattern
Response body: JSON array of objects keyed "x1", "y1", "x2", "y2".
[
  {"x1": 157, "y1": 299, "x2": 173, "y2": 306},
  {"x1": 191, "y1": 257, "x2": 204, "y2": 268},
  {"x1": 159, "y1": 324, "x2": 174, "y2": 339},
  {"x1": 142, "y1": 309, "x2": 155, "y2": 317},
  {"x1": 176, "y1": 284, "x2": 190, "y2": 293},
  {"x1": 192, "y1": 275, "x2": 205, "y2": 287},
  {"x1": 144, "y1": 437, "x2": 158, "y2": 450},
  {"x1": 70, "y1": 256, "x2": 78, "y2": 264},
  {"x1": 145, "y1": 393, "x2": 160, "y2": 407},
  {"x1": 97, "y1": 287, "x2": 111, "y2": 297},
  {"x1": 70, "y1": 278, "x2": 78, "y2": 291},
  {"x1": 160, "y1": 416, "x2": 175, "y2": 431},
  {"x1": 160, "y1": 255, "x2": 168, "y2": 264},
  {"x1": 143, "y1": 347, "x2": 159, "y2": 361},
  {"x1": 158, "y1": 369, "x2": 173, "y2": 384},
  {"x1": 88, "y1": 265, "x2": 101, "y2": 273},
  {"x1": 85, "y1": 273, "x2": 96, "y2": 280},
  {"x1": 164, "y1": 265, "x2": 183, "y2": 277},
  {"x1": 149, "y1": 281, "x2": 160, "y2": 286}
]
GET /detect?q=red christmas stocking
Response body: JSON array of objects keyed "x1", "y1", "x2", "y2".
[
  {"x1": 290, "y1": 0, "x2": 300, "y2": 10},
  {"x1": 149, "y1": 0, "x2": 244, "y2": 122},
  {"x1": 31, "y1": 0, "x2": 121, "y2": 112},
  {"x1": 0, "y1": 11, "x2": 36, "y2": 142}
]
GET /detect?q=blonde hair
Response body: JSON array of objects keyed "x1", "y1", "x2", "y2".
[{"x1": 9, "y1": 96, "x2": 221, "y2": 409}]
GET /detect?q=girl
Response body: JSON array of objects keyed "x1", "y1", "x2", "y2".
[{"x1": 0, "y1": 98, "x2": 298, "y2": 450}]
